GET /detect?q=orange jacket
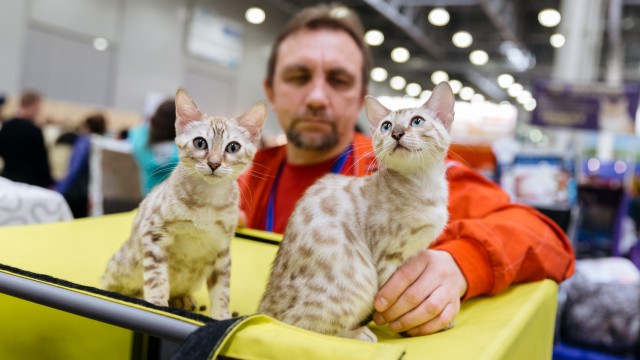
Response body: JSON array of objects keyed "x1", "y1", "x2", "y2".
[{"x1": 239, "y1": 133, "x2": 575, "y2": 300}]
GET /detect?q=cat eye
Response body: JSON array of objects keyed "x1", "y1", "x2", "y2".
[
  {"x1": 380, "y1": 121, "x2": 392, "y2": 132},
  {"x1": 225, "y1": 141, "x2": 241, "y2": 154},
  {"x1": 193, "y1": 137, "x2": 208, "y2": 150},
  {"x1": 411, "y1": 116, "x2": 425, "y2": 127}
]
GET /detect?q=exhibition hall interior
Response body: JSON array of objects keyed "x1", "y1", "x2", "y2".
[{"x1": 0, "y1": 0, "x2": 639, "y2": 359}]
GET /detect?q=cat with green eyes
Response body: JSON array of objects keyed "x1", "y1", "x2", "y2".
[{"x1": 101, "y1": 89, "x2": 267, "y2": 319}]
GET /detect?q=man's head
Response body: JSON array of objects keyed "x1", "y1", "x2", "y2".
[
  {"x1": 17, "y1": 90, "x2": 43, "y2": 120},
  {"x1": 265, "y1": 4, "x2": 372, "y2": 154}
]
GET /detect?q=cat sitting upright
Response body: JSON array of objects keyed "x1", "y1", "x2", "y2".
[
  {"x1": 259, "y1": 82, "x2": 455, "y2": 341},
  {"x1": 101, "y1": 89, "x2": 267, "y2": 319}
]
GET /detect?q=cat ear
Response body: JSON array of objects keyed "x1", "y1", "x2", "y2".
[
  {"x1": 175, "y1": 88, "x2": 202, "y2": 133},
  {"x1": 364, "y1": 95, "x2": 391, "y2": 131},
  {"x1": 423, "y1": 82, "x2": 455, "y2": 131},
  {"x1": 237, "y1": 101, "x2": 268, "y2": 143}
]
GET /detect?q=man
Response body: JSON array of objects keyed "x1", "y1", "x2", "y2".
[
  {"x1": 0, "y1": 90, "x2": 54, "y2": 188},
  {"x1": 239, "y1": 4, "x2": 574, "y2": 336}
]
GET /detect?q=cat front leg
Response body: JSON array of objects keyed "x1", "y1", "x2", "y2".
[
  {"x1": 206, "y1": 246, "x2": 231, "y2": 320},
  {"x1": 339, "y1": 326, "x2": 378, "y2": 342},
  {"x1": 142, "y1": 232, "x2": 171, "y2": 307}
]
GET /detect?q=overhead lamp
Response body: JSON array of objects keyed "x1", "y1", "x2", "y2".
[
  {"x1": 523, "y1": 99, "x2": 537, "y2": 112},
  {"x1": 459, "y1": 86, "x2": 475, "y2": 101},
  {"x1": 452, "y1": 31, "x2": 473, "y2": 48},
  {"x1": 245, "y1": 7, "x2": 266, "y2": 24},
  {"x1": 499, "y1": 41, "x2": 535, "y2": 71},
  {"x1": 550, "y1": 33, "x2": 565, "y2": 48},
  {"x1": 420, "y1": 90, "x2": 432, "y2": 100},
  {"x1": 330, "y1": 6, "x2": 350, "y2": 19},
  {"x1": 538, "y1": 9, "x2": 561, "y2": 27},
  {"x1": 497, "y1": 74, "x2": 514, "y2": 88},
  {"x1": 370, "y1": 67, "x2": 388, "y2": 82},
  {"x1": 430, "y1": 70, "x2": 449, "y2": 85},
  {"x1": 469, "y1": 50, "x2": 489, "y2": 66},
  {"x1": 448, "y1": 79, "x2": 462, "y2": 94},
  {"x1": 365, "y1": 29, "x2": 384, "y2": 46},
  {"x1": 93, "y1": 37, "x2": 109, "y2": 51},
  {"x1": 471, "y1": 93, "x2": 485, "y2": 103},
  {"x1": 406, "y1": 83, "x2": 422, "y2": 97},
  {"x1": 516, "y1": 90, "x2": 532, "y2": 104},
  {"x1": 507, "y1": 83, "x2": 523, "y2": 97},
  {"x1": 390, "y1": 76, "x2": 406, "y2": 90},
  {"x1": 391, "y1": 47, "x2": 410, "y2": 63},
  {"x1": 428, "y1": 8, "x2": 450, "y2": 26}
]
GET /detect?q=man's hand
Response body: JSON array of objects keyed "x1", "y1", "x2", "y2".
[{"x1": 373, "y1": 249, "x2": 468, "y2": 336}]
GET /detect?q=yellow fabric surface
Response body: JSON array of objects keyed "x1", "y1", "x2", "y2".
[{"x1": 0, "y1": 211, "x2": 558, "y2": 359}]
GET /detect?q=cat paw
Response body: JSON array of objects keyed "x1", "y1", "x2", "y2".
[
  {"x1": 340, "y1": 326, "x2": 378, "y2": 342},
  {"x1": 210, "y1": 307, "x2": 231, "y2": 320},
  {"x1": 169, "y1": 295, "x2": 198, "y2": 311}
]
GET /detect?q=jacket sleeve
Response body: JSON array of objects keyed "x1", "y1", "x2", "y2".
[{"x1": 430, "y1": 161, "x2": 575, "y2": 301}]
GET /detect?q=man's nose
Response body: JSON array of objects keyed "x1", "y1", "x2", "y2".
[{"x1": 306, "y1": 77, "x2": 329, "y2": 109}]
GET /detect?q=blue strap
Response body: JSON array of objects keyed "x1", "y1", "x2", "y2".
[{"x1": 265, "y1": 144, "x2": 353, "y2": 232}]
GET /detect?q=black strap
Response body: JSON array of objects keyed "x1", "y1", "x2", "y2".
[{"x1": 171, "y1": 316, "x2": 252, "y2": 360}]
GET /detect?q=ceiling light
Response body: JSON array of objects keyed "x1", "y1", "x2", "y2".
[
  {"x1": 330, "y1": 6, "x2": 350, "y2": 19},
  {"x1": 430, "y1": 70, "x2": 449, "y2": 85},
  {"x1": 550, "y1": 33, "x2": 565, "y2": 48},
  {"x1": 428, "y1": 8, "x2": 450, "y2": 26},
  {"x1": 406, "y1": 83, "x2": 422, "y2": 97},
  {"x1": 516, "y1": 90, "x2": 532, "y2": 104},
  {"x1": 93, "y1": 37, "x2": 109, "y2": 51},
  {"x1": 390, "y1": 76, "x2": 406, "y2": 90},
  {"x1": 507, "y1": 83, "x2": 523, "y2": 97},
  {"x1": 469, "y1": 50, "x2": 489, "y2": 66},
  {"x1": 420, "y1": 90, "x2": 432, "y2": 100},
  {"x1": 459, "y1": 87, "x2": 475, "y2": 101},
  {"x1": 471, "y1": 93, "x2": 485, "y2": 103},
  {"x1": 391, "y1": 47, "x2": 410, "y2": 63},
  {"x1": 370, "y1": 67, "x2": 388, "y2": 82},
  {"x1": 452, "y1": 31, "x2": 473, "y2": 48},
  {"x1": 448, "y1": 79, "x2": 462, "y2": 94},
  {"x1": 538, "y1": 9, "x2": 561, "y2": 27},
  {"x1": 497, "y1": 74, "x2": 514, "y2": 88},
  {"x1": 365, "y1": 29, "x2": 384, "y2": 46},
  {"x1": 245, "y1": 7, "x2": 266, "y2": 24},
  {"x1": 523, "y1": 99, "x2": 537, "y2": 112}
]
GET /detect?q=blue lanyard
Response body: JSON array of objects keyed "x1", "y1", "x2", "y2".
[{"x1": 265, "y1": 144, "x2": 353, "y2": 232}]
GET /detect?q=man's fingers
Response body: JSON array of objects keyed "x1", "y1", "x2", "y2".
[
  {"x1": 374, "y1": 250, "x2": 429, "y2": 313},
  {"x1": 405, "y1": 302, "x2": 458, "y2": 336},
  {"x1": 387, "y1": 286, "x2": 448, "y2": 333}
]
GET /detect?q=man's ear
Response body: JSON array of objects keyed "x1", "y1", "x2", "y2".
[{"x1": 263, "y1": 79, "x2": 275, "y2": 104}]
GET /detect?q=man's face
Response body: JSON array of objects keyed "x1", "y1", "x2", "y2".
[{"x1": 265, "y1": 28, "x2": 364, "y2": 152}]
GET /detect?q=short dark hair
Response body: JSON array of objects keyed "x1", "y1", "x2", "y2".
[
  {"x1": 20, "y1": 90, "x2": 42, "y2": 108},
  {"x1": 84, "y1": 113, "x2": 107, "y2": 135},
  {"x1": 266, "y1": 3, "x2": 372, "y2": 96},
  {"x1": 148, "y1": 99, "x2": 176, "y2": 146}
]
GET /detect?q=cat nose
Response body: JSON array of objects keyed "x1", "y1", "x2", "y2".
[
  {"x1": 392, "y1": 130, "x2": 404, "y2": 140},
  {"x1": 208, "y1": 162, "x2": 221, "y2": 172}
]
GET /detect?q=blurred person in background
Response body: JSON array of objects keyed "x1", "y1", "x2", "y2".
[
  {"x1": 55, "y1": 113, "x2": 107, "y2": 218},
  {"x1": 128, "y1": 98, "x2": 178, "y2": 196},
  {"x1": 0, "y1": 90, "x2": 54, "y2": 188}
]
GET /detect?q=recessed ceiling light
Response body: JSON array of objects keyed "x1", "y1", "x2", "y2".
[
  {"x1": 469, "y1": 50, "x2": 489, "y2": 65},
  {"x1": 391, "y1": 47, "x2": 410, "y2": 63},
  {"x1": 430, "y1": 70, "x2": 449, "y2": 85},
  {"x1": 448, "y1": 80, "x2": 462, "y2": 94},
  {"x1": 428, "y1": 7, "x2": 450, "y2": 26},
  {"x1": 524, "y1": 99, "x2": 537, "y2": 112},
  {"x1": 370, "y1": 67, "x2": 388, "y2": 82},
  {"x1": 245, "y1": 7, "x2": 265, "y2": 24},
  {"x1": 507, "y1": 83, "x2": 523, "y2": 97},
  {"x1": 471, "y1": 93, "x2": 485, "y2": 103},
  {"x1": 93, "y1": 37, "x2": 109, "y2": 51},
  {"x1": 365, "y1": 29, "x2": 384, "y2": 46},
  {"x1": 452, "y1": 31, "x2": 473, "y2": 48},
  {"x1": 459, "y1": 87, "x2": 475, "y2": 101},
  {"x1": 539, "y1": 9, "x2": 561, "y2": 27},
  {"x1": 406, "y1": 83, "x2": 422, "y2": 97},
  {"x1": 420, "y1": 90, "x2": 433, "y2": 100},
  {"x1": 330, "y1": 6, "x2": 350, "y2": 19},
  {"x1": 390, "y1": 76, "x2": 406, "y2": 90},
  {"x1": 550, "y1": 33, "x2": 565, "y2": 48},
  {"x1": 497, "y1": 74, "x2": 515, "y2": 88}
]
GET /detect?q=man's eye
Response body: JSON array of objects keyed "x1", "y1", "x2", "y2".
[
  {"x1": 284, "y1": 74, "x2": 310, "y2": 84},
  {"x1": 329, "y1": 77, "x2": 352, "y2": 89}
]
